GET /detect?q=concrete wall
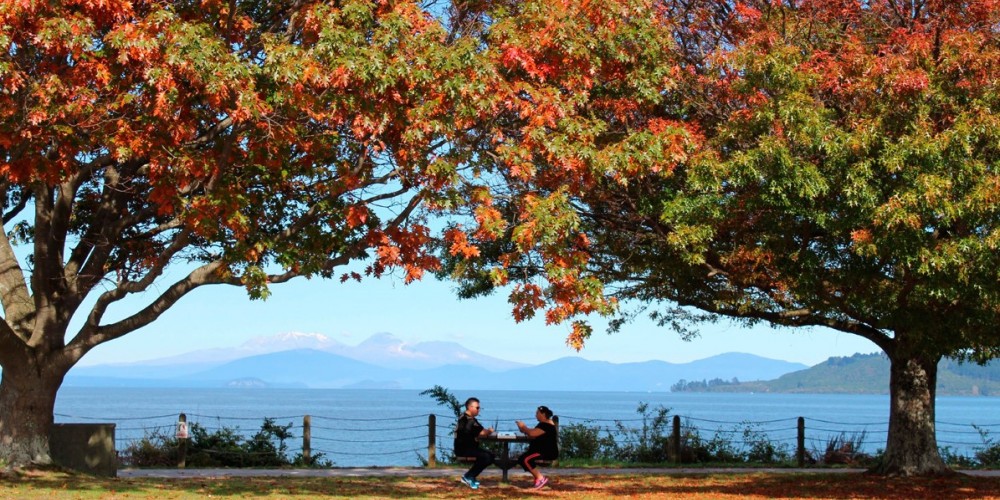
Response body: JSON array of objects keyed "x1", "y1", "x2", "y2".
[{"x1": 49, "y1": 423, "x2": 117, "y2": 477}]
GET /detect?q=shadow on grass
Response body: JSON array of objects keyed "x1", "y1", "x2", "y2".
[
  {"x1": 4, "y1": 471, "x2": 1000, "y2": 499},
  {"x1": 592, "y1": 473, "x2": 1000, "y2": 500}
]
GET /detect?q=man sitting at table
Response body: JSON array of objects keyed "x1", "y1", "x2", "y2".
[
  {"x1": 454, "y1": 397, "x2": 495, "y2": 489},
  {"x1": 515, "y1": 405, "x2": 559, "y2": 490}
]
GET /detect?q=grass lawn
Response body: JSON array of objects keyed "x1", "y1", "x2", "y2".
[{"x1": 1, "y1": 470, "x2": 999, "y2": 499}]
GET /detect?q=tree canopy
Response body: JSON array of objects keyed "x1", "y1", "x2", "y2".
[
  {"x1": 445, "y1": 0, "x2": 1000, "y2": 476},
  {"x1": 1, "y1": 0, "x2": 465, "y2": 357},
  {"x1": 0, "y1": 0, "x2": 496, "y2": 466},
  {"x1": 0, "y1": 0, "x2": 690, "y2": 468}
]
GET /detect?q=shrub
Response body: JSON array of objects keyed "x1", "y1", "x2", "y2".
[
  {"x1": 559, "y1": 422, "x2": 616, "y2": 460},
  {"x1": 974, "y1": 424, "x2": 1000, "y2": 467},
  {"x1": 681, "y1": 425, "x2": 741, "y2": 463},
  {"x1": 817, "y1": 431, "x2": 871, "y2": 466},
  {"x1": 240, "y1": 418, "x2": 294, "y2": 467},
  {"x1": 120, "y1": 418, "x2": 331, "y2": 468},
  {"x1": 186, "y1": 423, "x2": 246, "y2": 467},
  {"x1": 609, "y1": 402, "x2": 672, "y2": 463},
  {"x1": 741, "y1": 422, "x2": 793, "y2": 463},
  {"x1": 118, "y1": 428, "x2": 181, "y2": 467},
  {"x1": 420, "y1": 386, "x2": 462, "y2": 419},
  {"x1": 940, "y1": 446, "x2": 978, "y2": 468}
]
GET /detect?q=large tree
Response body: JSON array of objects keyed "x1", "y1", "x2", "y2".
[
  {"x1": 0, "y1": 0, "x2": 499, "y2": 467},
  {"x1": 447, "y1": 0, "x2": 1000, "y2": 476},
  {"x1": 0, "y1": 0, "x2": 678, "y2": 469}
]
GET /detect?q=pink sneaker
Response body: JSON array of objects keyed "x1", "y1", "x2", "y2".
[{"x1": 533, "y1": 476, "x2": 549, "y2": 489}]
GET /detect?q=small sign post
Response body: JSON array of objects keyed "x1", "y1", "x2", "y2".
[{"x1": 176, "y1": 413, "x2": 188, "y2": 468}]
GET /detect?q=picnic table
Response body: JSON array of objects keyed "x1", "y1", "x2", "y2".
[{"x1": 480, "y1": 432, "x2": 532, "y2": 483}]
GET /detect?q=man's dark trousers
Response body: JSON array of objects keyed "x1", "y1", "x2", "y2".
[{"x1": 460, "y1": 448, "x2": 494, "y2": 478}]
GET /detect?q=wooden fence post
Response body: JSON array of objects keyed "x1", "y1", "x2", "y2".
[
  {"x1": 797, "y1": 417, "x2": 806, "y2": 467},
  {"x1": 428, "y1": 414, "x2": 437, "y2": 468},
  {"x1": 176, "y1": 413, "x2": 188, "y2": 468},
  {"x1": 302, "y1": 415, "x2": 312, "y2": 464},
  {"x1": 671, "y1": 415, "x2": 682, "y2": 463}
]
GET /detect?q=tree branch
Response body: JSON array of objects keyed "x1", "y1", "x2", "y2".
[
  {"x1": 685, "y1": 297, "x2": 894, "y2": 354},
  {"x1": 185, "y1": 116, "x2": 236, "y2": 148},
  {"x1": 1, "y1": 185, "x2": 30, "y2": 224},
  {"x1": 68, "y1": 234, "x2": 194, "y2": 362},
  {"x1": 66, "y1": 259, "x2": 225, "y2": 361},
  {"x1": 0, "y1": 219, "x2": 33, "y2": 338}
]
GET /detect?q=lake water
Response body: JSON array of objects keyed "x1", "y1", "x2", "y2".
[{"x1": 54, "y1": 387, "x2": 1000, "y2": 467}]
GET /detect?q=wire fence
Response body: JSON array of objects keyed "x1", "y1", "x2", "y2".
[{"x1": 55, "y1": 410, "x2": 1000, "y2": 468}]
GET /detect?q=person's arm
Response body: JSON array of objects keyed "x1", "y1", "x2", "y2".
[{"x1": 516, "y1": 420, "x2": 545, "y2": 438}]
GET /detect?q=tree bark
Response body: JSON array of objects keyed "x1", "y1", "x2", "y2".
[
  {"x1": 0, "y1": 356, "x2": 65, "y2": 467},
  {"x1": 873, "y1": 352, "x2": 952, "y2": 476}
]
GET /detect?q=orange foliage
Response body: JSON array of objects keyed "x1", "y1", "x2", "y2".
[
  {"x1": 345, "y1": 206, "x2": 370, "y2": 229},
  {"x1": 851, "y1": 229, "x2": 873, "y2": 245},
  {"x1": 444, "y1": 228, "x2": 481, "y2": 259},
  {"x1": 510, "y1": 283, "x2": 546, "y2": 323}
]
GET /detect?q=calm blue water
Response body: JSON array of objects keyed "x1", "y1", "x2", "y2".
[{"x1": 53, "y1": 387, "x2": 1000, "y2": 467}]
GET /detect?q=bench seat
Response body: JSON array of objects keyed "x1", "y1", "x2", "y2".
[{"x1": 455, "y1": 455, "x2": 557, "y2": 466}]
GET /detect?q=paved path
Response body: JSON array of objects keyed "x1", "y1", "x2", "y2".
[{"x1": 120, "y1": 466, "x2": 1000, "y2": 479}]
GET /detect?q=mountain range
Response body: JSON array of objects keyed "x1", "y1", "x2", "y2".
[
  {"x1": 65, "y1": 332, "x2": 809, "y2": 392},
  {"x1": 100, "y1": 332, "x2": 528, "y2": 371}
]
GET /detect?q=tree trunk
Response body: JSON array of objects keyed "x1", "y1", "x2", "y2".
[
  {"x1": 0, "y1": 360, "x2": 65, "y2": 468},
  {"x1": 873, "y1": 352, "x2": 952, "y2": 476}
]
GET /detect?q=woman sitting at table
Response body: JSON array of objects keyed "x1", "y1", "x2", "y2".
[{"x1": 515, "y1": 405, "x2": 558, "y2": 490}]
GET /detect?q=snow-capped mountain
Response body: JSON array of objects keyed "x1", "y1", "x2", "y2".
[{"x1": 79, "y1": 331, "x2": 526, "y2": 373}]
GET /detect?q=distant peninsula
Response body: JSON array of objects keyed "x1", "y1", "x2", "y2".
[{"x1": 671, "y1": 352, "x2": 1000, "y2": 396}]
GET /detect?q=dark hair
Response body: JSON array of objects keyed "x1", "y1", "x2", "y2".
[
  {"x1": 537, "y1": 405, "x2": 553, "y2": 418},
  {"x1": 465, "y1": 397, "x2": 480, "y2": 409}
]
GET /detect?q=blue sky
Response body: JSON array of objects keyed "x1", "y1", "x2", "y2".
[{"x1": 77, "y1": 265, "x2": 879, "y2": 367}]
